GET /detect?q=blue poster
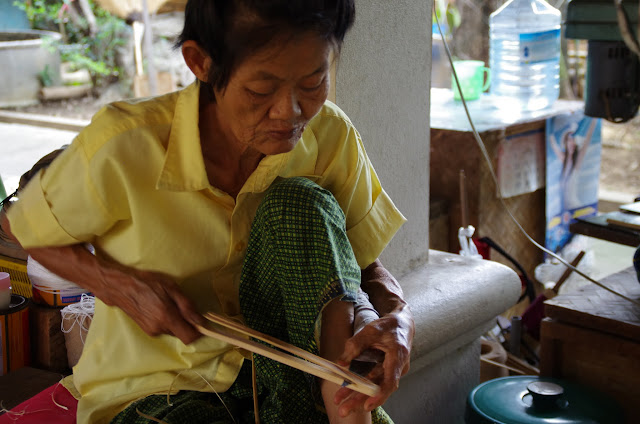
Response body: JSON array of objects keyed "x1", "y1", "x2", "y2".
[{"x1": 545, "y1": 112, "x2": 602, "y2": 253}]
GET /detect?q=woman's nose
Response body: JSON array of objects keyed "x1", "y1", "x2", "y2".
[{"x1": 269, "y1": 89, "x2": 302, "y2": 121}]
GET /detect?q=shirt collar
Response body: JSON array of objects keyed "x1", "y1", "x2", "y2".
[
  {"x1": 156, "y1": 82, "x2": 320, "y2": 194},
  {"x1": 157, "y1": 82, "x2": 210, "y2": 191}
]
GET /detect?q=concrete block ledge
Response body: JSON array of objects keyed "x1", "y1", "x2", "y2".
[
  {"x1": 400, "y1": 249, "x2": 521, "y2": 374},
  {"x1": 0, "y1": 110, "x2": 89, "y2": 132}
]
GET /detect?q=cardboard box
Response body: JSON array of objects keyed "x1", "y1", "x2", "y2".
[{"x1": 29, "y1": 303, "x2": 68, "y2": 372}]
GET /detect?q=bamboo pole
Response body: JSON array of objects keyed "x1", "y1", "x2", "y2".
[{"x1": 199, "y1": 312, "x2": 380, "y2": 397}]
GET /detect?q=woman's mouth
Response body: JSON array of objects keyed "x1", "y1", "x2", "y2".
[{"x1": 268, "y1": 126, "x2": 304, "y2": 141}]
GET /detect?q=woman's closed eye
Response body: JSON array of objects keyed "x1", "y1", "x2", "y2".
[
  {"x1": 300, "y1": 77, "x2": 326, "y2": 93},
  {"x1": 246, "y1": 88, "x2": 274, "y2": 98},
  {"x1": 245, "y1": 81, "x2": 278, "y2": 98}
]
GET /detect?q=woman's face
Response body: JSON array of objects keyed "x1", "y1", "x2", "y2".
[{"x1": 211, "y1": 32, "x2": 332, "y2": 156}]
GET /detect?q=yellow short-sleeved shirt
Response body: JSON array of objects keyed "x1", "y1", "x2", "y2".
[{"x1": 7, "y1": 82, "x2": 405, "y2": 423}]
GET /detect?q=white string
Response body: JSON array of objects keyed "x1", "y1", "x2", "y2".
[
  {"x1": 164, "y1": 369, "x2": 237, "y2": 424},
  {"x1": 60, "y1": 293, "x2": 95, "y2": 344},
  {"x1": 129, "y1": 369, "x2": 240, "y2": 423},
  {"x1": 432, "y1": 6, "x2": 640, "y2": 307},
  {"x1": 50, "y1": 380, "x2": 70, "y2": 411},
  {"x1": 136, "y1": 408, "x2": 170, "y2": 424},
  {"x1": 0, "y1": 380, "x2": 70, "y2": 421}
]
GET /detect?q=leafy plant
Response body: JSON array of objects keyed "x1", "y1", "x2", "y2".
[
  {"x1": 38, "y1": 64, "x2": 54, "y2": 87},
  {"x1": 433, "y1": 0, "x2": 461, "y2": 37},
  {"x1": 14, "y1": 0, "x2": 128, "y2": 87}
]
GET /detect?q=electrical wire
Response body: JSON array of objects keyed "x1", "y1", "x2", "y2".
[{"x1": 432, "y1": 5, "x2": 640, "y2": 307}]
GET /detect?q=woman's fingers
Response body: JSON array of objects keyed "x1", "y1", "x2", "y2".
[
  {"x1": 106, "y1": 270, "x2": 203, "y2": 344},
  {"x1": 173, "y1": 288, "x2": 208, "y2": 327},
  {"x1": 336, "y1": 391, "x2": 368, "y2": 417},
  {"x1": 160, "y1": 294, "x2": 203, "y2": 344},
  {"x1": 335, "y1": 312, "x2": 413, "y2": 414}
]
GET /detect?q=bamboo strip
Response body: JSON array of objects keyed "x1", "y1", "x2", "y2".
[
  {"x1": 198, "y1": 313, "x2": 379, "y2": 397},
  {"x1": 203, "y1": 312, "x2": 371, "y2": 387},
  {"x1": 480, "y1": 357, "x2": 526, "y2": 375}
]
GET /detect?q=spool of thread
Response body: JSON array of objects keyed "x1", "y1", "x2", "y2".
[
  {"x1": 60, "y1": 294, "x2": 94, "y2": 368},
  {"x1": 0, "y1": 272, "x2": 11, "y2": 310}
]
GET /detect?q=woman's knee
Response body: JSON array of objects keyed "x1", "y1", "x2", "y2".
[{"x1": 257, "y1": 177, "x2": 344, "y2": 225}]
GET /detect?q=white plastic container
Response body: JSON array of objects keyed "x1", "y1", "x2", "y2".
[
  {"x1": 489, "y1": 0, "x2": 561, "y2": 112},
  {"x1": 27, "y1": 256, "x2": 90, "y2": 307}
]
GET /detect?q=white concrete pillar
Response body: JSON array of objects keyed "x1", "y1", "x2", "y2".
[{"x1": 335, "y1": 0, "x2": 432, "y2": 276}]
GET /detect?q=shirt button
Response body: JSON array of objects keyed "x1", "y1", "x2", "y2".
[{"x1": 235, "y1": 241, "x2": 246, "y2": 252}]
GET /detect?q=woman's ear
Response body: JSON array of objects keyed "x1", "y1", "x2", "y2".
[{"x1": 182, "y1": 41, "x2": 212, "y2": 82}]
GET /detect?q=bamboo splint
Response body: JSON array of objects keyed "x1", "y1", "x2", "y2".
[{"x1": 197, "y1": 311, "x2": 380, "y2": 397}]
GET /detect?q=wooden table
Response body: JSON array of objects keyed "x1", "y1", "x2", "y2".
[
  {"x1": 570, "y1": 213, "x2": 640, "y2": 247},
  {"x1": 539, "y1": 266, "x2": 640, "y2": 423},
  {"x1": 429, "y1": 89, "x2": 584, "y2": 277}
]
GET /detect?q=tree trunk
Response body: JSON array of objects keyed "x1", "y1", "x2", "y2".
[{"x1": 451, "y1": 0, "x2": 504, "y2": 64}]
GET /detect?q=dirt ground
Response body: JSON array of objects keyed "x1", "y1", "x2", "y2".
[
  {"x1": 5, "y1": 90, "x2": 640, "y2": 197},
  {"x1": 8, "y1": 85, "x2": 121, "y2": 121},
  {"x1": 601, "y1": 118, "x2": 640, "y2": 196}
]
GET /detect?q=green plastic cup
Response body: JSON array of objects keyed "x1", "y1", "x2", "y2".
[{"x1": 452, "y1": 60, "x2": 491, "y2": 101}]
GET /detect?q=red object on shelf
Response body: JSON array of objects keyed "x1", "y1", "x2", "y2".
[{"x1": 473, "y1": 238, "x2": 491, "y2": 260}]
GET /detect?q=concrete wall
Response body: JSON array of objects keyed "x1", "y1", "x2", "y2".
[
  {"x1": 384, "y1": 340, "x2": 482, "y2": 423},
  {"x1": 335, "y1": 0, "x2": 432, "y2": 276}
]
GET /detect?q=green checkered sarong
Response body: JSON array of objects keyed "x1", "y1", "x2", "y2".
[{"x1": 111, "y1": 178, "x2": 393, "y2": 424}]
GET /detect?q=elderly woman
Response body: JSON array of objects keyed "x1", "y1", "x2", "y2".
[{"x1": 2, "y1": 1, "x2": 413, "y2": 423}]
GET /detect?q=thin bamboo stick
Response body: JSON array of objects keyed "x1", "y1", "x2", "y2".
[
  {"x1": 480, "y1": 357, "x2": 526, "y2": 375},
  {"x1": 198, "y1": 312, "x2": 380, "y2": 397},
  {"x1": 203, "y1": 312, "x2": 372, "y2": 386}
]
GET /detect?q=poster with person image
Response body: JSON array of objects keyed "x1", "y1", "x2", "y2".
[{"x1": 546, "y1": 112, "x2": 602, "y2": 253}]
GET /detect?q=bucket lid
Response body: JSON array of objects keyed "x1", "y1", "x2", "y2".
[{"x1": 467, "y1": 376, "x2": 623, "y2": 424}]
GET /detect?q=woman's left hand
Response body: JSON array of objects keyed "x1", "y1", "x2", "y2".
[{"x1": 334, "y1": 304, "x2": 414, "y2": 416}]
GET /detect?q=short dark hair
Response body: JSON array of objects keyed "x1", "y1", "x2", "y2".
[{"x1": 176, "y1": 0, "x2": 355, "y2": 98}]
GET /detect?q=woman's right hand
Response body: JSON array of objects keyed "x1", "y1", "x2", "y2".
[{"x1": 97, "y1": 264, "x2": 206, "y2": 344}]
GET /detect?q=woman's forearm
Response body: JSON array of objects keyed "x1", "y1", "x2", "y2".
[
  {"x1": 360, "y1": 259, "x2": 410, "y2": 317},
  {"x1": 321, "y1": 297, "x2": 372, "y2": 423},
  {"x1": 1, "y1": 212, "x2": 204, "y2": 344},
  {"x1": 2, "y1": 211, "x2": 118, "y2": 296},
  {"x1": 333, "y1": 259, "x2": 414, "y2": 416}
]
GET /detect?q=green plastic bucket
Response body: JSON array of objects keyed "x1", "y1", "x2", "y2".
[{"x1": 466, "y1": 376, "x2": 623, "y2": 424}]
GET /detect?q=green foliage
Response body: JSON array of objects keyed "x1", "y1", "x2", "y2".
[
  {"x1": 18, "y1": 0, "x2": 57, "y2": 31},
  {"x1": 433, "y1": 0, "x2": 461, "y2": 36},
  {"x1": 38, "y1": 64, "x2": 54, "y2": 87},
  {"x1": 14, "y1": 0, "x2": 128, "y2": 87}
]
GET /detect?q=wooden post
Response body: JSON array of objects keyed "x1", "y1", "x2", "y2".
[{"x1": 142, "y1": 0, "x2": 158, "y2": 96}]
